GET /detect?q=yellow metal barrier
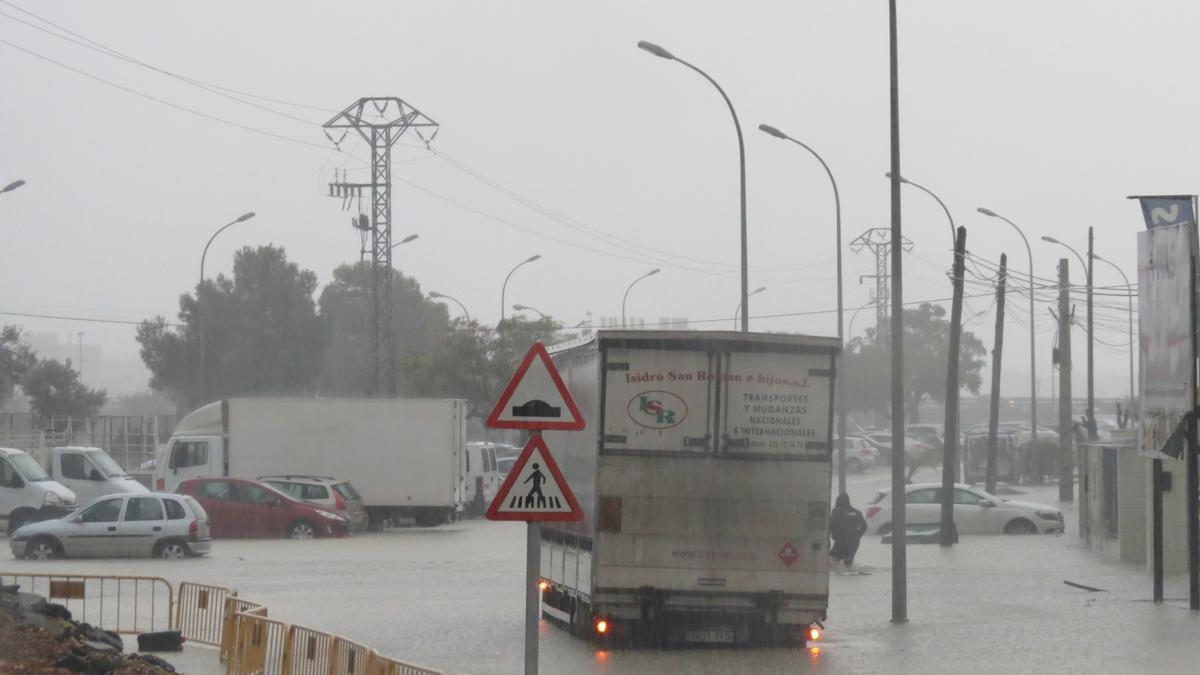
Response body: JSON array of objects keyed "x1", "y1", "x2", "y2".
[
  {"x1": 221, "y1": 596, "x2": 268, "y2": 663},
  {"x1": 0, "y1": 571, "x2": 173, "y2": 635},
  {"x1": 176, "y1": 581, "x2": 234, "y2": 646}
]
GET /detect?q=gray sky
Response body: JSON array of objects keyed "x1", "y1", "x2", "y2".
[{"x1": 1, "y1": 0, "x2": 1185, "y2": 399}]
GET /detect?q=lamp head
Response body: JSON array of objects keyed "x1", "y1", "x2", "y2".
[
  {"x1": 637, "y1": 41, "x2": 675, "y2": 60},
  {"x1": 758, "y1": 124, "x2": 787, "y2": 140},
  {"x1": 429, "y1": 291, "x2": 444, "y2": 299},
  {"x1": 1, "y1": 179, "x2": 25, "y2": 193},
  {"x1": 400, "y1": 234, "x2": 419, "y2": 244},
  {"x1": 525, "y1": 254, "x2": 542, "y2": 263},
  {"x1": 977, "y1": 207, "x2": 998, "y2": 217},
  {"x1": 884, "y1": 172, "x2": 910, "y2": 185},
  {"x1": 752, "y1": 286, "x2": 767, "y2": 294},
  {"x1": 236, "y1": 212, "x2": 256, "y2": 223},
  {"x1": 1040, "y1": 235, "x2": 1060, "y2": 244},
  {"x1": 513, "y1": 304, "x2": 529, "y2": 311},
  {"x1": 647, "y1": 268, "x2": 661, "y2": 277}
]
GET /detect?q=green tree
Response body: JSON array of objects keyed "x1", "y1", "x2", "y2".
[
  {"x1": 316, "y1": 262, "x2": 451, "y2": 396},
  {"x1": 21, "y1": 358, "x2": 107, "y2": 423},
  {"x1": 0, "y1": 325, "x2": 36, "y2": 406},
  {"x1": 843, "y1": 303, "x2": 986, "y2": 423},
  {"x1": 137, "y1": 245, "x2": 324, "y2": 406},
  {"x1": 403, "y1": 316, "x2": 566, "y2": 418}
]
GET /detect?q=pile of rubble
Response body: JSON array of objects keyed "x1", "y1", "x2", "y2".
[{"x1": 0, "y1": 584, "x2": 177, "y2": 674}]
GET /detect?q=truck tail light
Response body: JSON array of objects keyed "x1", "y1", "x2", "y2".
[
  {"x1": 537, "y1": 579, "x2": 549, "y2": 591},
  {"x1": 594, "y1": 618, "x2": 609, "y2": 635},
  {"x1": 156, "y1": 478, "x2": 165, "y2": 491},
  {"x1": 188, "y1": 520, "x2": 198, "y2": 542},
  {"x1": 808, "y1": 625, "x2": 821, "y2": 642},
  {"x1": 865, "y1": 505, "x2": 881, "y2": 519}
]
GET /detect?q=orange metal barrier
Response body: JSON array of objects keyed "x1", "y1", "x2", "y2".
[{"x1": 0, "y1": 571, "x2": 173, "y2": 635}]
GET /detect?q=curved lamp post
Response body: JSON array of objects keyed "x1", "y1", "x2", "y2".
[
  {"x1": 199, "y1": 211, "x2": 256, "y2": 403},
  {"x1": 639, "y1": 40, "x2": 748, "y2": 332},
  {"x1": 1043, "y1": 234, "x2": 1094, "y2": 437},
  {"x1": 1091, "y1": 253, "x2": 1135, "y2": 403},
  {"x1": 887, "y1": 173, "x2": 955, "y2": 245},
  {"x1": 429, "y1": 291, "x2": 471, "y2": 325},
  {"x1": 759, "y1": 122, "x2": 847, "y2": 492},
  {"x1": 978, "y1": 207, "x2": 1038, "y2": 454},
  {"x1": 501, "y1": 255, "x2": 541, "y2": 321},
  {"x1": 622, "y1": 269, "x2": 661, "y2": 328},
  {"x1": 391, "y1": 234, "x2": 419, "y2": 249},
  {"x1": 733, "y1": 286, "x2": 766, "y2": 329}
]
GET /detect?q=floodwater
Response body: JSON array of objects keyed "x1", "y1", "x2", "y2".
[{"x1": 6, "y1": 468, "x2": 1200, "y2": 674}]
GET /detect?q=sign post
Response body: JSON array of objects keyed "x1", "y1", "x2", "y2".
[{"x1": 485, "y1": 342, "x2": 584, "y2": 675}]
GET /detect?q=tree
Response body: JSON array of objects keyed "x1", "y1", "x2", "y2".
[
  {"x1": 403, "y1": 316, "x2": 567, "y2": 419},
  {"x1": 21, "y1": 358, "x2": 107, "y2": 423},
  {"x1": 137, "y1": 245, "x2": 324, "y2": 407},
  {"x1": 0, "y1": 325, "x2": 36, "y2": 406},
  {"x1": 316, "y1": 262, "x2": 451, "y2": 396},
  {"x1": 843, "y1": 303, "x2": 986, "y2": 423}
]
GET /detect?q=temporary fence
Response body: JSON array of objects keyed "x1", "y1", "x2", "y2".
[{"x1": 0, "y1": 571, "x2": 442, "y2": 675}]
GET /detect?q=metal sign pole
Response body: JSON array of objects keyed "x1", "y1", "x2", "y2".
[{"x1": 525, "y1": 520, "x2": 541, "y2": 674}]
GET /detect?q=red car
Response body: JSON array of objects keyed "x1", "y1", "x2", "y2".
[{"x1": 176, "y1": 477, "x2": 350, "y2": 539}]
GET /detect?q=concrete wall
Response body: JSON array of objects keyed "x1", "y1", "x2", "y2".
[{"x1": 1116, "y1": 447, "x2": 1146, "y2": 563}]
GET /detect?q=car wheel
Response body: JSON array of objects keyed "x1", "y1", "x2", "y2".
[
  {"x1": 157, "y1": 540, "x2": 190, "y2": 560},
  {"x1": 288, "y1": 520, "x2": 316, "y2": 540},
  {"x1": 26, "y1": 537, "x2": 62, "y2": 561},
  {"x1": 7, "y1": 510, "x2": 32, "y2": 537},
  {"x1": 1004, "y1": 518, "x2": 1038, "y2": 535},
  {"x1": 847, "y1": 458, "x2": 865, "y2": 474}
]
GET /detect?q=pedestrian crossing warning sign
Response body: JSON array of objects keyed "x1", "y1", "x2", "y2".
[{"x1": 486, "y1": 435, "x2": 582, "y2": 522}]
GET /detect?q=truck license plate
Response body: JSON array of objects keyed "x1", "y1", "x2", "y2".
[{"x1": 686, "y1": 629, "x2": 735, "y2": 644}]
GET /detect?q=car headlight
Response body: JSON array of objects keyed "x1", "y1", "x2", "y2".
[
  {"x1": 317, "y1": 511, "x2": 345, "y2": 522},
  {"x1": 43, "y1": 491, "x2": 62, "y2": 506},
  {"x1": 1036, "y1": 511, "x2": 1062, "y2": 521}
]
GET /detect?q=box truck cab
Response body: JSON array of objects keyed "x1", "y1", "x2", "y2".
[
  {"x1": 0, "y1": 447, "x2": 78, "y2": 535},
  {"x1": 44, "y1": 446, "x2": 149, "y2": 507}
]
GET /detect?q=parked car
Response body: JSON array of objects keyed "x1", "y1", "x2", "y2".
[
  {"x1": 176, "y1": 477, "x2": 349, "y2": 540},
  {"x1": 1, "y1": 447, "x2": 78, "y2": 536},
  {"x1": 832, "y1": 436, "x2": 878, "y2": 473},
  {"x1": 10, "y1": 492, "x2": 211, "y2": 560},
  {"x1": 497, "y1": 456, "x2": 516, "y2": 479},
  {"x1": 863, "y1": 483, "x2": 1064, "y2": 535},
  {"x1": 463, "y1": 442, "x2": 502, "y2": 513},
  {"x1": 258, "y1": 475, "x2": 366, "y2": 532},
  {"x1": 863, "y1": 433, "x2": 933, "y2": 465}
]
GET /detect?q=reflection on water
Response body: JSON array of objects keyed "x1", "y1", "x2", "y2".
[
  {"x1": 808, "y1": 646, "x2": 822, "y2": 666},
  {"x1": 595, "y1": 650, "x2": 610, "y2": 664}
]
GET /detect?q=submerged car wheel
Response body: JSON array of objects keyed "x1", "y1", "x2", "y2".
[
  {"x1": 1004, "y1": 518, "x2": 1038, "y2": 535},
  {"x1": 157, "y1": 541, "x2": 190, "y2": 559},
  {"x1": 26, "y1": 537, "x2": 62, "y2": 561},
  {"x1": 288, "y1": 520, "x2": 315, "y2": 540}
]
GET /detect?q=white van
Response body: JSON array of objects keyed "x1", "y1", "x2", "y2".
[
  {"x1": 46, "y1": 446, "x2": 150, "y2": 506},
  {"x1": 0, "y1": 447, "x2": 78, "y2": 536},
  {"x1": 463, "y1": 442, "x2": 502, "y2": 514}
]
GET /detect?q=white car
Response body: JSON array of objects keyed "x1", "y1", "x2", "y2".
[
  {"x1": 832, "y1": 436, "x2": 878, "y2": 473},
  {"x1": 258, "y1": 475, "x2": 367, "y2": 533},
  {"x1": 863, "y1": 483, "x2": 1064, "y2": 535},
  {"x1": 10, "y1": 492, "x2": 212, "y2": 560}
]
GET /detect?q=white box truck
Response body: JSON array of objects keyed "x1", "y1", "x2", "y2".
[
  {"x1": 537, "y1": 330, "x2": 838, "y2": 646},
  {"x1": 153, "y1": 398, "x2": 466, "y2": 527}
]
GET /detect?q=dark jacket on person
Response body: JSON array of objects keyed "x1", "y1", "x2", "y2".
[{"x1": 829, "y1": 494, "x2": 868, "y2": 563}]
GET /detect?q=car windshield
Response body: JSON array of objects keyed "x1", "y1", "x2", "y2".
[
  {"x1": 869, "y1": 491, "x2": 888, "y2": 505},
  {"x1": 183, "y1": 496, "x2": 208, "y2": 519},
  {"x1": 9, "y1": 453, "x2": 51, "y2": 481},
  {"x1": 86, "y1": 450, "x2": 128, "y2": 477}
]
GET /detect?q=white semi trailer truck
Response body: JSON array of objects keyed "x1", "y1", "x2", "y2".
[{"x1": 537, "y1": 330, "x2": 838, "y2": 646}]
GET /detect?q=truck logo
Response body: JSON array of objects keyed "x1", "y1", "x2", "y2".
[
  {"x1": 627, "y1": 391, "x2": 687, "y2": 430},
  {"x1": 778, "y1": 542, "x2": 799, "y2": 567}
]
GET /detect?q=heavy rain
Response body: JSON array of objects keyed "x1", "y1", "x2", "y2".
[{"x1": 1, "y1": 2, "x2": 1199, "y2": 674}]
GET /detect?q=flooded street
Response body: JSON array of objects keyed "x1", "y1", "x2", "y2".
[{"x1": 5, "y1": 467, "x2": 1196, "y2": 674}]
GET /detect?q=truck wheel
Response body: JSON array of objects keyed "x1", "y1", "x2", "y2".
[
  {"x1": 288, "y1": 520, "x2": 316, "y2": 540},
  {"x1": 6, "y1": 509, "x2": 33, "y2": 536},
  {"x1": 414, "y1": 510, "x2": 444, "y2": 527},
  {"x1": 26, "y1": 537, "x2": 62, "y2": 560}
]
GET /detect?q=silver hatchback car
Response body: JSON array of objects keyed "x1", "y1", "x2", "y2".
[
  {"x1": 10, "y1": 493, "x2": 212, "y2": 560},
  {"x1": 258, "y1": 475, "x2": 367, "y2": 533}
]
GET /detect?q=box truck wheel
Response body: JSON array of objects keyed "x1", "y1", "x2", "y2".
[{"x1": 414, "y1": 509, "x2": 444, "y2": 527}]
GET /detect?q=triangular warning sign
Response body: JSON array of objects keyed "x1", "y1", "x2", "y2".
[
  {"x1": 487, "y1": 341, "x2": 585, "y2": 431},
  {"x1": 486, "y1": 435, "x2": 583, "y2": 522}
]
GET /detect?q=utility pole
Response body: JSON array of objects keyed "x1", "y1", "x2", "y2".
[
  {"x1": 1086, "y1": 226, "x2": 1096, "y2": 440},
  {"x1": 850, "y1": 228, "x2": 913, "y2": 336},
  {"x1": 986, "y1": 254, "x2": 1008, "y2": 495},
  {"x1": 887, "y1": 0, "x2": 907, "y2": 624},
  {"x1": 940, "y1": 226, "x2": 966, "y2": 547},
  {"x1": 1057, "y1": 259, "x2": 1074, "y2": 503},
  {"x1": 324, "y1": 98, "x2": 439, "y2": 397}
]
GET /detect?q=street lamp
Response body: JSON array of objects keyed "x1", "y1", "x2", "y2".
[
  {"x1": 198, "y1": 211, "x2": 257, "y2": 404},
  {"x1": 758, "y1": 123, "x2": 847, "y2": 492},
  {"x1": 513, "y1": 304, "x2": 547, "y2": 319},
  {"x1": 1042, "y1": 234, "x2": 1094, "y2": 437},
  {"x1": 622, "y1": 269, "x2": 661, "y2": 328},
  {"x1": 1091, "y1": 253, "x2": 1135, "y2": 404},
  {"x1": 501, "y1": 255, "x2": 541, "y2": 321},
  {"x1": 429, "y1": 291, "x2": 471, "y2": 325},
  {"x1": 1, "y1": 179, "x2": 25, "y2": 194},
  {"x1": 886, "y1": 173, "x2": 955, "y2": 246},
  {"x1": 639, "y1": 40, "x2": 749, "y2": 332},
  {"x1": 733, "y1": 286, "x2": 766, "y2": 329},
  {"x1": 977, "y1": 207, "x2": 1038, "y2": 456},
  {"x1": 391, "y1": 234, "x2": 419, "y2": 249}
]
